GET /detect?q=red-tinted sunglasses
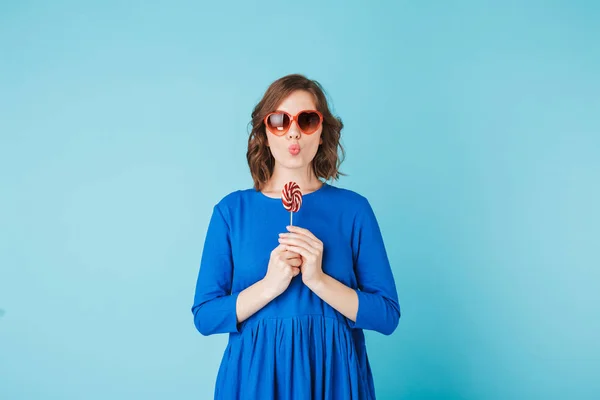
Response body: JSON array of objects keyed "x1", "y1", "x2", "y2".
[{"x1": 264, "y1": 110, "x2": 323, "y2": 136}]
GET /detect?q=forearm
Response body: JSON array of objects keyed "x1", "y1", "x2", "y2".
[
  {"x1": 305, "y1": 273, "x2": 359, "y2": 322},
  {"x1": 235, "y1": 279, "x2": 277, "y2": 324}
]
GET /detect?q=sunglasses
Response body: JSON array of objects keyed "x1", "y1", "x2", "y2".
[{"x1": 264, "y1": 110, "x2": 323, "y2": 135}]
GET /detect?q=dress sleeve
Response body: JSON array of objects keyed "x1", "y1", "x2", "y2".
[
  {"x1": 348, "y1": 197, "x2": 401, "y2": 335},
  {"x1": 191, "y1": 204, "x2": 240, "y2": 336}
]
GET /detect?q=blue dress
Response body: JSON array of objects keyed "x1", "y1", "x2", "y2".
[{"x1": 191, "y1": 183, "x2": 401, "y2": 399}]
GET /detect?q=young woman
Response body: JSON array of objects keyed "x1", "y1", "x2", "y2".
[{"x1": 191, "y1": 74, "x2": 401, "y2": 399}]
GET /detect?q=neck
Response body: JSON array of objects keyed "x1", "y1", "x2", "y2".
[{"x1": 263, "y1": 164, "x2": 323, "y2": 194}]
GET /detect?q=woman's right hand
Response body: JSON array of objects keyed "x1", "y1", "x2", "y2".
[{"x1": 262, "y1": 244, "x2": 302, "y2": 298}]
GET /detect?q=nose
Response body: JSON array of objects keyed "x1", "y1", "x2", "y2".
[{"x1": 287, "y1": 121, "x2": 301, "y2": 139}]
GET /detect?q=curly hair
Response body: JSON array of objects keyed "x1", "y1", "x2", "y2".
[{"x1": 246, "y1": 74, "x2": 346, "y2": 191}]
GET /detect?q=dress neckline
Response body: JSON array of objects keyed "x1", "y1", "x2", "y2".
[{"x1": 256, "y1": 181, "x2": 329, "y2": 201}]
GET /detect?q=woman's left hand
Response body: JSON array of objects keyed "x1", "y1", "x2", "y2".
[{"x1": 278, "y1": 226, "x2": 325, "y2": 288}]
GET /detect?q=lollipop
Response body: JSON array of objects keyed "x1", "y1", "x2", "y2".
[{"x1": 282, "y1": 181, "x2": 302, "y2": 226}]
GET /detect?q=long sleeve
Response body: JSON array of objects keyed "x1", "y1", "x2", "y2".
[
  {"x1": 191, "y1": 204, "x2": 240, "y2": 336},
  {"x1": 348, "y1": 197, "x2": 401, "y2": 335}
]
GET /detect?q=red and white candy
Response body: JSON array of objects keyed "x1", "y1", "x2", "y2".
[{"x1": 282, "y1": 181, "x2": 302, "y2": 225}]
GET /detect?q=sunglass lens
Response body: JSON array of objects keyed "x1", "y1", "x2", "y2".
[
  {"x1": 267, "y1": 113, "x2": 290, "y2": 133},
  {"x1": 298, "y1": 112, "x2": 321, "y2": 133}
]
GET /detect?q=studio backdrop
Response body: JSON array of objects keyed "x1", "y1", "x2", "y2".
[{"x1": 1, "y1": 1, "x2": 598, "y2": 399}]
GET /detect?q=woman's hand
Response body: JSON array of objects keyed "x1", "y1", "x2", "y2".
[
  {"x1": 262, "y1": 244, "x2": 302, "y2": 299},
  {"x1": 278, "y1": 226, "x2": 325, "y2": 288}
]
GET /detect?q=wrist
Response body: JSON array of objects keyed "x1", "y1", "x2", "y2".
[
  {"x1": 259, "y1": 278, "x2": 279, "y2": 301},
  {"x1": 304, "y1": 272, "x2": 326, "y2": 292}
]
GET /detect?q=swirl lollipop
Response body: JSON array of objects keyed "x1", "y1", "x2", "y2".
[{"x1": 282, "y1": 181, "x2": 302, "y2": 226}]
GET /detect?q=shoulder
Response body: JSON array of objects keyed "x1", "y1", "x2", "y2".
[
  {"x1": 324, "y1": 183, "x2": 372, "y2": 212},
  {"x1": 204, "y1": 188, "x2": 254, "y2": 229},
  {"x1": 211, "y1": 188, "x2": 255, "y2": 214},
  {"x1": 215, "y1": 188, "x2": 251, "y2": 206},
  {"x1": 325, "y1": 184, "x2": 384, "y2": 232}
]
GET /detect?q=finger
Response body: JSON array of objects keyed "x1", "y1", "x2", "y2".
[
  {"x1": 286, "y1": 225, "x2": 320, "y2": 242},
  {"x1": 282, "y1": 249, "x2": 302, "y2": 260},
  {"x1": 291, "y1": 266, "x2": 301, "y2": 277},
  {"x1": 279, "y1": 237, "x2": 318, "y2": 255},
  {"x1": 285, "y1": 265, "x2": 300, "y2": 276},
  {"x1": 271, "y1": 243, "x2": 287, "y2": 256},
  {"x1": 280, "y1": 232, "x2": 320, "y2": 249},
  {"x1": 288, "y1": 257, "x2": 302, "y2": 267},
  {"x1": 283, "y1": 245, "x2": 313, "y2": 260}
]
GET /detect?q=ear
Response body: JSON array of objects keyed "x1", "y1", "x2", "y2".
[{"x1": 319, "y1": 137, "x2": 323, "y2": 145}]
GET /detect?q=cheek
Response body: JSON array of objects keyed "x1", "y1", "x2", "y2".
[
  {"x1": 266, "y1": 137, "x2": 286, "y2": 157},
  {"x1": 309, "y1": 134, "x2": 323, "y2": 150},
  {"x1": 315, "y1": 129, "x2": 324, "y2": 144},
  {"x1": 266, "y1": 134, "x2": 281, "y2": 151}
]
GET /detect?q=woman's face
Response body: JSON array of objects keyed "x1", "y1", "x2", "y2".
[{"x1": 266, "y1": 90, "x2": 323, "y2": 171}]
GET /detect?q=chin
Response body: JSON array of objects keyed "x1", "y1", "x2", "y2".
[
  {"x1": 274, "y1": 156, "x2": 305, "y2": 169},
  {"x1": 282, "y1": 161, "x2": 307, "y2": 170}
]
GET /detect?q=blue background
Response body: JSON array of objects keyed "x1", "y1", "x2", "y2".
[{"x1": 1, "y1": 1, "x2": 598, "y2": 399}]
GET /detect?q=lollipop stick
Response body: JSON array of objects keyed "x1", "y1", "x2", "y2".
[{"x1": 290, "y1": 211, "x2": 293, "y2": 226}]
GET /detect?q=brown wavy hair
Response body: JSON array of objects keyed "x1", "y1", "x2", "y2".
[{"x1": 246, "y1": 74, "x2": 346, "y2": 191}]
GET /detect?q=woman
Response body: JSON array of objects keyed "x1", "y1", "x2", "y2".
[{"x1": 191, "y1": 74, "x2": 401, "y2": 399}]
